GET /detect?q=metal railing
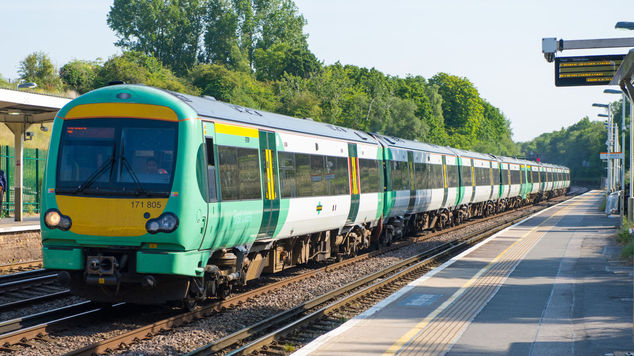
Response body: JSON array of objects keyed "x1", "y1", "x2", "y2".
[{"x1": 0, "y1": 146, "x2": 47, "y2": 216}]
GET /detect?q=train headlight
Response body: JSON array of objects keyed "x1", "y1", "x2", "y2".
[
  {"x1": 44, "y1": 210, "x2": 61, "y2": 228},
  {"x1": 44, "y1": 209, "x2": 72, "y2": 231},
  {"x1": 145, "y1": 213, "x2": 179, "y2": 234}
]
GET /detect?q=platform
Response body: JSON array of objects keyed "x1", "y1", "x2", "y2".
[
  {"x1": 295, "y1": 191, "x2": 634, "y2": 355},
  {"x1": 0, "y1": 216, "x2": 40, "y2": 233}
]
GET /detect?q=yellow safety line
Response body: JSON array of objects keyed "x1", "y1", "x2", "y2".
[{"x1": 382, "y1": 197, "x2": 582, "y2": 355}]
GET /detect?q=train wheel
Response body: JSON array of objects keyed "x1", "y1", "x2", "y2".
[
  {"x1": 218, "y1": 284, "x2": 232, "y2": 300},
  {"x1": 183, "y1": 297, "x2": 197, "y2": 311}
]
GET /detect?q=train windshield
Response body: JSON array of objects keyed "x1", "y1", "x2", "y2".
[{"x1": 56, "y1": 118, "x2": 178, "y2": 197}]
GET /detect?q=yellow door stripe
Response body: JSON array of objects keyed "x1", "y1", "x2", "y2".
[
  {"x1": 471, "y1": 165, "x2": 475, "y2": 186},
  {"x1": 443, "y1": 161, "x2": 448, "y2": 189},
  {"x1": 264, "y1": 149, "x2": 276, "y2": 199},
  {"x1": 382, "y1": 198, "x2": 582, "y2": 355},
  {"x1": 64, "y1": 103, "x2": 179, "y2": 121},
  {"x1": 216, "y1": 123, "x2": 259, "y2": 138},
  {"x1": 351, "y1": 159, "x2": 359, "y2": 195}
]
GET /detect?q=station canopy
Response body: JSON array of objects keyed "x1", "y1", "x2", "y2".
[{"x1": 0, "y1": 87, "x2": 71, "y2": 222}]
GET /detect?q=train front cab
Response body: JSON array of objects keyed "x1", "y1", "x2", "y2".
[{"x1": 41, "y1": 85, "x2": 211, "y2": 304}]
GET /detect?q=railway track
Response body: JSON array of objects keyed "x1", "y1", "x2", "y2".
[
  {"x1": 56, "y1": 194, "x2": 573, "y2": 356},
  {"x1": 0, "y1": 260, "x2": 43, "y2": 274},
  {"x1": 0, "y1": 269, "x2": 70, "y2": 314}
]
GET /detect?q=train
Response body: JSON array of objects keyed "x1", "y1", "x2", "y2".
[{"x1": 41, "y1": 84, "x2": 570, "y2": 308}]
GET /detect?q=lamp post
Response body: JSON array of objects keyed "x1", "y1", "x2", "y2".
[
  {"x1": 594, "y1": 103, "x2": 612, "y2": 192},
  {"x1": 605, "y1": 88, "x2": 627, "y2": 221}
]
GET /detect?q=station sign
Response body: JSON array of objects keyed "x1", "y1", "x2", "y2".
[
  {"x1": 600, "y1": 152, "x2": 623, "y2": 159},
  {"x1": 555, "y1": 55, "x2": 625, "y2": 86}
]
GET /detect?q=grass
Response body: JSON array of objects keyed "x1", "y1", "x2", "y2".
[{"x1": 283, "y1": 343, "x2": 296, "y2": 352}]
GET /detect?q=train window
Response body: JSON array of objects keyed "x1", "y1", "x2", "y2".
[
  {"x1": 217, "y1": 146, "x2": 261, "y2": 201},
  {"x1": 295, "y1": 153, "x2": 312, "y2": 197},
  {"x1": 415, "y1": 162, "x2": 427, "y2": 190},
  {"x1": 326, "y1": 156, "x2": 350, "y2": 195},
  {"x1": 360, "y1": 158, "x2": 381, "y2": 193},
  {"x1": 205, "y1": 138, "x2": 217, "y2": 201},
  {"x1": 390, "y1": 161, "x2": 402, "y2": 191},
  {"x1": 279, "y1": 152, "x2": 296, "y2": 198},
  {"x1": 311, "y1": 155, "x2": 327, "y2": 196},
  {"x1": 510, "y1": 169, "x2": 520, "y2": 185},
  {"x1": 532, "y1": 170, "x2": 539, "y2": 183},
  {"x1": 461, "y1": 164, "x2": 472, "y2": 187},
  {"x1": 428, "y1": 164, "x2": 443, "y2": 189},
  {"x1": 446, "y1": 165, "x2": 459, "y2": 188},
  {"x1": 474, "y1": 167, "x2": 488, "y2": 186}
]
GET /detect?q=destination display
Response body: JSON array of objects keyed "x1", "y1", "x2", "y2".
[{"x1": 555, "y1": 55, "x2": 625, "y2": 86}]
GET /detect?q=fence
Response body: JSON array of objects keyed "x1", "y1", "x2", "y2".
[{"x1": 0, "y1": 146, "x2": 47, "y2": 216}]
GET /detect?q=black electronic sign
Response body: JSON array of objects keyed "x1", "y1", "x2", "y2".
[{"x1": 555, "y1": 54, "x2": 625, "y2": 86}]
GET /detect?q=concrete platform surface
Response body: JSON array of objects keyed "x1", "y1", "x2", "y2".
[
  {"x1": 294, "y1": 191, "x2": 634, "y2": 356},
  {"x1": 0, "y1": 215, "x2": 40, "y2": 233}
]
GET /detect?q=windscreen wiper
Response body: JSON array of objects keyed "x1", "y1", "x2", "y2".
[
  {"x1": 120, "y1": 155, "x2": 147, "y2": 196},
  {"x1": 74, "y1": 156, "x2": 115, "y2": 194}
]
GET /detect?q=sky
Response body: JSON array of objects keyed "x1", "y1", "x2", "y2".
[{"x1": 1, "y1": 0, "x2": 633, "y2": 142}]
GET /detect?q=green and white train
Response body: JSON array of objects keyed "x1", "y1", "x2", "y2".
[{"x1": 41, "y1": 84, "x2": 570, "y2": 306}]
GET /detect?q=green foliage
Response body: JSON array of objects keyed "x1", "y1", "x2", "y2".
[
  {"x1": 253, "y1": 42, "x2": 320, "y2": 81},
  {"x1": 520, "y1": 117, "x2": 606, "y2": 186},
  {"x1": 96, "y1": 51, "x2": 198, "y2": 94},
  {"x1": 202, "y1": 0, "x2": 310, "y2": 71},
  {"x1": 0, "y1": 75, "x2": 10, "y2": 87},
  {"x1": 189, "y1": 63, "x2": 277, "y2": 110},
  {"x1": 18, "y1": 52, "x2": 64, "y2": 91},
  {"x1": 108, "y1": 0, "x2": 206, "y2": 75},
  {"x1": 60, "y1": 59, "x2": 101, "y2": 94}
]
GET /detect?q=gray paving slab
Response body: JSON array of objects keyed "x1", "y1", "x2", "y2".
[{"x1": 295, "y1": 191, "x2": 634, "y2": 356}]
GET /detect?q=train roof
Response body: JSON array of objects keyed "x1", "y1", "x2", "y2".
[
  {"x1": 165, "y1": 90, "x2": 378, "y2": 145},
  {"x1": 370, "y1": 134, "x2": 456, "y2": 155}
]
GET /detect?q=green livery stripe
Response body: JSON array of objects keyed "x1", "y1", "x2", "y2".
[
  {"x1": 407, "y1": 151, "x2": 416, "y2": 213},
  {"x1": 346, "y1": 143, "x2": 360, "y2": 224},
  {"x1": 441, "y1": 155, "x2": 448, "y2": 207},
  {"x1": 456, "y1": 156, "x2": 463, "y2": 205},
  {"x1": 469, "y1": 160, "x2": 476, "y2": 203},
  {"x1": 257, "y1": 131, "x2": 280, "y2": 238}
]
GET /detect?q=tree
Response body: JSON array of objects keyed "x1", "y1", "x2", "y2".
[
  {"x1": 107, "y1": 0, "x2": 206, "y2": 74},
  {"x1": 203, "y1": 0, "x2": 310, "y2": 69},
  {"x1": 18, "y1": 52, "x2": 64, "y2": 91},
  {"x1": 60, "y1": 60, "x2": 101, "y2": 94},
  {"x1": 253, "y1": 41, "x2": 320, "y2": 81},
  {"x1": 429, "y1": 73, "x2": 484, "y2": 147},
  {"x1": 96, "y1": 51, "x2": 196, "y2": 93},
  {"x1": 189, "y1": 63, "x2": 278, "y2": 110}
]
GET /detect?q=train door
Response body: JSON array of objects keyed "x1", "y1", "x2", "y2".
[
  {"x1": 199, "y1": 122, "x2": 216, "y2": 250},
  {"x1": 258, "y1": 130, "x2": 281, "y2": 238}
]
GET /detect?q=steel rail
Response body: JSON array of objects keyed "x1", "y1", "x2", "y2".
[{"x1": 0, "y1": 290, "x2": 71, "y2": 313}]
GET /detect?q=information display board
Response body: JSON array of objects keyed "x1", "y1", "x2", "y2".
[{"x1": 555, "y1": 54, "x2": 625, "y2": 86}]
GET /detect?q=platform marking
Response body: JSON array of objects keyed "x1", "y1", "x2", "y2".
[
  {"x1": 291, "y1": 192, "x2": 590, "y2": 356},
  {"x1": 384, "y1": 196, "x2": 585, "y2": 356}
]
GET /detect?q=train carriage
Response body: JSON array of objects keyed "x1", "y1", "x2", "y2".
[{"x1": 41, "y1": 84, "x2": 571, "y2": 307}]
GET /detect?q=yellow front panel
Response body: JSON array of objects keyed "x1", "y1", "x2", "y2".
[
  {"x1": 64, "y1": 103, "x2": 179, "y2": 121},
  {"x1": 56, "y1": 196, "x2": 168, "y2": 237}
]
